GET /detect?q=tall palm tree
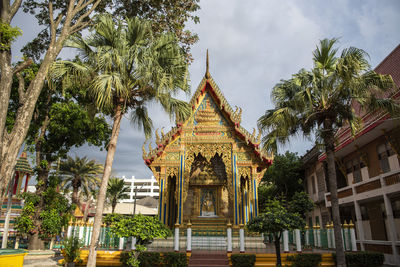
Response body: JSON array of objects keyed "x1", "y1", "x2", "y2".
[
  {"x1": 258, "y1": 38, "x2": 398, "y2": 267},
  {"x1": 59, "y1": 156, "x2": 102, "y2": 206},
  {"x1": 52, "y1": 15, "x2": 190, "y2": 266},
  {"x1": 107, "y1": 177, "x2": 130, "y2": 213}
]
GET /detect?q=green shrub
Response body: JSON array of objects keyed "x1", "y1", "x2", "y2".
[
  {"x1": 138, "y1": 252, "x2": 161, "y2": 267},
  {"x1": 287, "y1": 253, "x2": 321, "y2": 267},
  {"x1": 120, "y1": 251, "x2": 138, "y2": 267},
  {"x1": 61, "y1": 236, "x2": 83, "y2": 264},
  {"x1": 345, "y1": 251, "x2": 384, "y2": 267},
  {"x1": 163, "y1": 252, "x2": 187, "y2": 267},
  {"x1": 231, "y1": 254, "x2": 256, "y2": 267}
]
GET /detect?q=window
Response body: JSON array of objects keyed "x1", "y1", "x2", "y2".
[
  {"x1": 360, "y1": 205, "x2": 369, "y2": 220},
  {"x1": 346, "y1": 157, "x2": 364, "y2": 183},
  {"x1": 391, "y1": 199, "x2": 400, "y2": 218},
  {"x1": 377, "y1": 143, "x2": 394, "y2": 173}
]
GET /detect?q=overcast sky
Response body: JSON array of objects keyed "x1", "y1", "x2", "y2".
[{"x1": 12, "y1": 0, "x2": 400, "y2": 179}]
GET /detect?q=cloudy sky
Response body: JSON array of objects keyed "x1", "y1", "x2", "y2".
[{"x1": 12, "y1": 0, "x2": 400, "y2": 179}]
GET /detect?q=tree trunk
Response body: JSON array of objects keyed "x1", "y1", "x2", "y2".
[
  {"x1": 112, "y1": 198, "x2": 117, "y2": 213},
  {"x1": 87, "y1": 103, "x2": 124, "y2": 267},
  {"x1": 28, "y1": 231, "x2": 45, "y2": 250},
  {"x1": 274, "y1": 234, "x2": 282, "y2": 267},
  {"x1": 324, "y1": 119, "x2": 346, "y2": 267},
  {"x1": 72, "y1": 185, "x2": 79, "y2": 206},
  {"x1": 83, "y1": 198, "x2": 92, "y2": 222}
]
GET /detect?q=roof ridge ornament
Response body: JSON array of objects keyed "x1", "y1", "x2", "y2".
[{"x1": 205, "y1": 49, "x2": 211, "y2": 79}]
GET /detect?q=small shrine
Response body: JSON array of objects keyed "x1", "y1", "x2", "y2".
[{"x1": 142, "y1": 52, "x2": 273, "y2": 228}]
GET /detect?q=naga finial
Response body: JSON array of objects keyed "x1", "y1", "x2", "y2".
[
  {"x1": 155, "y1": 129, "x2": 160, "y2": 144},
  {"x1": 257, "y1": 130, "x2": 262, "y2": 143},
  {"x1": 252, "y1": 128, "x2": 256, "y2": 138},
  {"x1": 148, "y1": 142, "x2": 153, "y2": 152},
  {"x1": 161, "y1": 127, "x2": 165, "y2": 138},
  {"x1": 238, "y1": 107, "x2": 242, "y2": 122},
  {"x1": 205, "y1": 49, "x2": 210, "y2": 79},
  {"x1": 142, "y1": 142, "x2": 147, "y2": 158}
]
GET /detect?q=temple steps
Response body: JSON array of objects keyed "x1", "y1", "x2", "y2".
[{"x1": 189, "y1": 252, "x2": 229, "y2": 267}]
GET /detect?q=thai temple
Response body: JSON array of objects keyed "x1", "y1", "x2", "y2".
[{"x1": 142, "y1": 52, "x2": 273, "y2": 231}]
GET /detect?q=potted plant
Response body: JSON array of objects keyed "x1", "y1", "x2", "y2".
[{"x1": 61, "y1": 236, "x2": 83, "y2": 267}]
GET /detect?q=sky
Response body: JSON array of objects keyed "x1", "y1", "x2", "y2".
[{"x1": 11, "y1": 0, "x2": 400, "y2": 179}]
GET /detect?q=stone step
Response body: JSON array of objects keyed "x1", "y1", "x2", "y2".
[{"x1": 189, "y1": 252, "x2": 229, "y2": 267}]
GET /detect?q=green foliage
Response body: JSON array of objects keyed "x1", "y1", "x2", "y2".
[
  {"x1": 104, "y1": 213, "x2": 125, "y2": 226},
  {"x1": 108, "y1": 214, "x2": 171, "y2": 245},
  {"x1": 286, "y1": 253, "x2": 322, "y2": 267},
  {"x1": 162, "y1": 252, "x2": 187, "y2": 267},
  {"x1": 288, "y1": 191, "x2": 314, "y2": 217},
  {"x1": 0, "y1": 21, "x2": 22, "y2": 51},
  {"x1": 258, "y1": 38, "x2": 397, "y2": 153},
  {"x1": 107, "y1": 177, "x2": 130, "y2": 212},
  {"x1": 59, "y1": 156, "x2": 102, "y2": 204},
  {"x1": 138, "y1": 252, "x2": 161, "y2": 267},
  {"x1": 15, "y1": 176, "x2": 74, "y2": 238},
  {"x1": 231, "y1": 254, "x2": 256, "y2": 267},
  {"x1": 62, "y1": 236, "x2": 83, "y2": 264},
  {"x1": 333, "y1": 251, "x2": 385, "y2": 267},
  {"x1": 247, "y1": 199, "x2": 304, "y2": 235},
  {"x1": 260, "y1": 151, "x2": 304, "y2": 203}
]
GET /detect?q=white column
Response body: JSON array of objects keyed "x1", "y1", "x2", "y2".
[
  {"x1": 383, "y1": 194, "x2": 399, "y2": 266},
  {"x1": 14, "y1": 236, "x2": 20, "y2": 249},
  {"x1": 295, "y1": 229, "x2": 301, "y2": 252},
  {"x1": 227, "y1": 222, "x2": 232, "y2": 253},
  {"x1": 186, "y1": 221, "x2": 192, "y2": 252},
  {"x1": 131, "y1": 237, "x2": 136, "y2": 250},
  {"x1": 344, "y1": 222, "x2": 350, "y2": 251},
  {"x1": 316, "y1": 225, "x2": 321, "y2": 248},
  {"x1": 354, "y1": 200, "x2": 365, "y2": 250},
  {"x1": 119, "y1": 237, "x2": 125, "y2": 250},
  {"x1": 313, "y1": 225, "x2": 318, "y2": 247},
  {"x1": 67, "y1": 222, "x2": 73, "y2": 238},
  {"x1": 174, "y1": 223, "x2": 180, "y2": 252},
  {"x1": 283, "y1": 230, "x2": 289, "y2": 253},
  {"x1": 85, "y1": 224, "x2": 91, "y2": 246},
  {"x1": 349, "y1": 221, "x2": 357, "y2": 252},
  {"x1": 78, "y1": 223, "x2": 84, "y2": 240},
  {"x1": 239, "y1": 224, "x2": 245, "y2": 253},
  {"x1": 331, "y1": 222, "x2": 336, "y2": 249},
  {"x1": 327, "y1": 224, "x2": 332, "y2": 249},
  {"x1": 305, "y1": 226, "x2": 310, "y2": 246}
]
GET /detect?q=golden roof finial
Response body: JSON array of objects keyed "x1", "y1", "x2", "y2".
[{"x1": 205, "y1": 49, "x2": 210, "y2": 79}]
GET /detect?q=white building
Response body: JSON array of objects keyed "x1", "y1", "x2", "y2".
[{"x1": 121, "y1": 176, "x2": 159, "y2": 202}]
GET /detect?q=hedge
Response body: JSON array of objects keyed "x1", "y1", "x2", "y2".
[
  {"x1": 162, "y1": 252, "x2": 187, "y2": 267},
  {"x1": 231, "y1": 254, "x2": 256, "y2": 267},
  {"x1": 286, "y1": 253, "x2": 322, "y2": 267},
  {"x1": 333, "y1": 251, "x2": 385, "y2": 267}
]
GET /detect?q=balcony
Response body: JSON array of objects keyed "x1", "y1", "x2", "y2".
[{"x1": 325, "y1": 168, "x2": 400, "y2": 207}]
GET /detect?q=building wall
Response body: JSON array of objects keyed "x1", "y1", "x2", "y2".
[{"x1": 120, "y1": 176, "x2": 159, "y2": 202}]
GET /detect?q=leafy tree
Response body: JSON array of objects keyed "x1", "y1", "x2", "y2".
[
  {"x1": 258, "y1": 38, "x2": 398, "y2": 267},
  {"x1": 52, "y1": 15, "x2": 191, "y2": 266},
  {"x1": 288, "y1": 191, "x2": 315, "y2": 218},
  {"x1": 112, "y1": 0, "x2": 200, "y2": 62},
  {"x1": 258, "y1": 151, "x2": 304, "y2": 211},
  {"x1": 6, "y1": 62, "x2": 111, "y2": 249},
  {"x1": 0, "y1": 0, "x2": 110, "y2": 201},
  {"x1": 106, "y1": 177, "x2": 129, "y2": 213},
  {"x1": 107, "y1": 214, "x2": 171, "y2": 267},
  {"x1": 15, "y1": 175, "x2": 74, "y2": 250},
  {"x1": 59, "y1": 155, "x2": 103, "y2": 206},
  {"x1": 247, "y1": 199, "x2": 304, "y2": 267}
]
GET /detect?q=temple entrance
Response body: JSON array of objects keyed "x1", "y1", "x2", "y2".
[
  {"x1": 200, "y1": 188, "x2": 217, "y2": 217},
  {"x1": 167, "y1": 175, "x2": 177, "y2": 228}
]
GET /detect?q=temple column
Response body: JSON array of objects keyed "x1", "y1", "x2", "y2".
[
  {"x1": 177, "y1": 152, "x2": 185, "y2": 224},
  {"x1": 158, "y1": 167, "x2": 168, "y2": 224},
  {"x1": 252, "y1": 167, "x2": 259, "y2": 217},
  {"x1": 233, "y1": 153, "x2": 240, "y2": 225}
]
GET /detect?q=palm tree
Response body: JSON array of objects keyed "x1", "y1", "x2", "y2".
[
  {"x1": 258, "y1": 38, "x2": 398, "y2": 267},
  {"x1": 107, "y1": 177, "x2": 130, "y2": 213},
  {"x1": 59, "y1": 156, "x2": 102, "y2": 206},
  {"x1": 52, "y1": 15, "x2": 190, "y2": 267}
]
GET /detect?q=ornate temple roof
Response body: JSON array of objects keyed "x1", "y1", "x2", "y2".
[
  {"x1": 15, "y1": 152, "x2": 33, "y2": 174},
  {"x1": 142, "y1": 51, "x2": 273, "y2": 168}
]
